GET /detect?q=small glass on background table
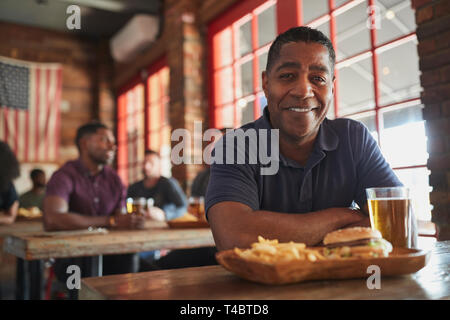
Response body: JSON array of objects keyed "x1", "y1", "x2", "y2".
[
  {"x1": 188, "y1": 196, "x2": 206, "y2": 221},
  {"x1": 366, "y1": 187, "x2": 415, "y2": 248},
  {"x1": 126, "y1": 197, "x2": 150, "y2": 216}
]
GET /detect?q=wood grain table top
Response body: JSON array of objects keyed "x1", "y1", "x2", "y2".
[
  {"x1": 0, "y1": 220, "x2": 43, "y2": 237},
  {"x1": 80, "y1": 241, "x2": 450, "y2": 300},
  {"x1": 3, "y1": 220, "x2": 214, "y2": 260}
]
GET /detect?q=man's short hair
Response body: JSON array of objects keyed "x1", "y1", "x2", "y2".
[
  {"x1": 30, "y1": 168, "x2": 45, "y2": 180},
  {"x1": 266, "y1": 26, "x2": 336, "y2": 74},
  {"x1": 144, "y1": 149, "x2": 159, "y2": 157},
  {"x1": 75, "y1": 122, "x2": 108, "y2": 151}
]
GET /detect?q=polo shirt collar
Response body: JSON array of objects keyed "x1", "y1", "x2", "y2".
[
  {"x1": 74, "y1": 158, "x2": 104, "y2": 177},
  {"x1": 256, "y1": 106, "x2": 339, "y2": 166}
]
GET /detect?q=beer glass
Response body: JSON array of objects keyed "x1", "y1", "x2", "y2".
[
  {"x1": 366, "y1": 187, "x2": 413, "y2": 248},
  {"x1": 126, "y1": 197, "x2": 147, "y2": 216},
  {"x1": 188, "y1": 196, "x2": 205, "y2": 221}
]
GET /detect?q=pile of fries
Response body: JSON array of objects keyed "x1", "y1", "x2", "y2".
[{"x1": 234, "y1": 236, "x2": 326, "y2": 264}]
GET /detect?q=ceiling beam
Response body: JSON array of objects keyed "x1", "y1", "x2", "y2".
[{"x1": 57, "y1": 0, "x2": 159, "y2": 13}]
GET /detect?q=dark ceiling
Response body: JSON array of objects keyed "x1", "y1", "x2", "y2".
[{"x1": 0, "y1": 0, "x2": 161, "y2": 38}]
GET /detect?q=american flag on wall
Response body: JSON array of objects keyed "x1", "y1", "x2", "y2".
[{"x1": 0, "y1": 56, "x2": 62, "y2": 162}]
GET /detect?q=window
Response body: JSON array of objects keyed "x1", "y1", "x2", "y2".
[
  {"x1": 117, "y1": 58, "x2": 171, "y2": 186},
  {"x1": 209, "y1": 0, "x2": 277, "y2": 129},
  {"x1": 117, "y1": 81, "x2": 145, "y2": 186},
  {"x1": 146, "y1": 63, "x2": 172, "y2": 178},
  {"x1": 305, "y1": 0, "x2": 431, "y2": 223},
  {"x1": 209, "y1": 0, "x2": 432, "y2": 225}
]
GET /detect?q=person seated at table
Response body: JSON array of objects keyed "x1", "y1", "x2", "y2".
[
  {"x1": 126, "y1": 149, "x2": 187, "y2": 269},
  {"x1": 0, "y1": 141, "x2": 20, "y2": 225},
  {"x1": 43, "y1": 122, "x2": 145, "y2": 285},
  {"x1": 127, "y1": 149, "x2": 187, "y2": 221},
  {"x1": 19, "y1": 168, "x2": 46, "y2": 211},
  {"x1": 206, "y1": 26, "x2": 418, "y2": 251}
]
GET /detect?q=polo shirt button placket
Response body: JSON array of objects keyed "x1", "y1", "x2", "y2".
[{"x1": 92, "y1": 179, "x2": 100, "y2": 211}]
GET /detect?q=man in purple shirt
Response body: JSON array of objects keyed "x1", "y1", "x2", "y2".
[
  {"x1": 44, "y1": 122, "x2": 144, "y2": 230},
  {"x1": 44, "y1": 122, "x2": 145, "y2": 288}
]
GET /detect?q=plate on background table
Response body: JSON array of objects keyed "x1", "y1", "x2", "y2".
[
  {"x1": 167, "y1": 213, "x2": 210, "y2": 228},
  {"x1": 167, "y1": 220, "x2": 210, "y2": 228},
  {"x1": 216, "y1": 247, "x2": 430, "y2": 285}
]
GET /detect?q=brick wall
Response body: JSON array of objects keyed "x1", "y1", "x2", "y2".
[
  {"x1": 413, "y1": 0, "x2": 450, "y2": 240},
  {"x1": 0, "y1": 22, "x2": 114, "y2": 166},
  {"x1": 114, "y1": 0, "x2": 238, "y2": 192}
]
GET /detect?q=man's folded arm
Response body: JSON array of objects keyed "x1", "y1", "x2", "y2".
[{"x1": 208, "y1": 201, "x2": 367, "y2": 251}]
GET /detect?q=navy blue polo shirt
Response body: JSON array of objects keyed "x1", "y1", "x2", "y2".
[{"x1": 205, "y1": 107, "x2": 402, "y2": 216}]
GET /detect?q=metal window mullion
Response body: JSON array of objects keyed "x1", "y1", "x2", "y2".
[
  {"x1": 251, "y1": 9, "x2": 259, "y2": 120},
  {"x1": 368, "y1": 0, "x2": 382, "y2": 147},
  {"x1": 232, "y1": 23, "x2": 238, "y2": 128},
  {"x1": 393, "y1": 164, "x2": 427, "y2": 171},
  {"x1": 329, "y1": 0, "x2": 338, "y2": 118},
  {"x1": 158, "y1": 71, "x2": 164, "y2": 151},
  {"x1": 144, "y1": 76, "x2": 150, "y2": 150}
]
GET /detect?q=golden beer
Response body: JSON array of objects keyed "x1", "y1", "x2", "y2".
[
  {"x1": 368, "y1": 198, "x2": 411, "y2": 248},
  {"x1": 126, "y1": 197, "x2": 146, "y2": 216},
  {"x1": 188, "y1": 197, "x2": 206, "y2": 221}
]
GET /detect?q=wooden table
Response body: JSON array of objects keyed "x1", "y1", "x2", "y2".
[
  {"x1": 2, "y1": 221, "x2": 214, "y2": 299},
  {"x1": 3, "y1": 221, "x2": 214, "y2": 260},
  {"x1": 0, "y1": 219, "x2": 44, "y2": 300},
  {"x1": 0, "y1": 219, "x2": 43, "y2": 237},
  {"x1": 80, "y1": 240, "x2": 450, "y2": 300}
]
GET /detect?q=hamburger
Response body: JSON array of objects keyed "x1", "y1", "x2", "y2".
[{"x1": 322, "y1": 227, "x2": 393, "y2": 259}]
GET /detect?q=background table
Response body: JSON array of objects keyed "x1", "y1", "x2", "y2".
[
  {"x1": 0, "y1": 219, "x2": 44, "y2": 299},
  {"x1": 3, "y1": 221, "x2": 214, "y2": 299},
  {"x1": 0, "y1": 219, "x2": 43, "y2": 237},
  {"x1": 3, "y1": 221, "x2": 213, "y2": 260},
  {"x1": 80, "y1": 240, "x2": 450, "y2": 300}
]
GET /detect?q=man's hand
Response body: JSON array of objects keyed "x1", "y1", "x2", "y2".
[
  {"x1": 145, "y1": 206, "x2": 166, "y2": 221},
  {"x1": 113, "y1": 214, "x2": 146, "y2": 229},
  {"x1": 342, "y1": 208, "x2": 371, "y2": 228},
  {"x1": 343, "y1": 216, "x2": 371, "y2": 228}
]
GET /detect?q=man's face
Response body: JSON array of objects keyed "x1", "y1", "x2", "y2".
[
  {"x1": 143, "y1": 154, "x2": 161, "y2": 178},
  {"x1": 84, "y1": 128, "x2": 116, "y2": 165},
  {"x1": 262, "y1": 41, "x2": 334, "y2": 144},
  {"x1": 33, "y1": 172, "x2": 46, "y2": 188}
]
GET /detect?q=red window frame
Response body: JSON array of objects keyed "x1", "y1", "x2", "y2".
[
  {"x1": 117, "y1": 75, "x2": 144, "y2": 186},
  {"x1": 117, "y1": 56, "x2": 169, "y2": 186}
]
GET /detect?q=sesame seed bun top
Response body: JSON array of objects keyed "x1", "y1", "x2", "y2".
[{"x1": 323, "y1": 227, "x2": 382, "y2": 245}]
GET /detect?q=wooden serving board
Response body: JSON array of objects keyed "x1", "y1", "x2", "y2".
[
  {"x1": 216, "y1": 247, "x2": 431, "y2": 285},
  {"x1": 167, "y1": 220, "x2": 210, "y2": 229}
]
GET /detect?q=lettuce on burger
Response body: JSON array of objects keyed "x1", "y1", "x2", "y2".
[{"x1": 322, "y1": 227, "x2": 393, "y2": 259}]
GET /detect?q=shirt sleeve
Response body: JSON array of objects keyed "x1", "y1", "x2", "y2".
[
  {"x1": 163, "y1": 178, "x2": 188, "y2": 220},
  {"x1": 45, "y1": 170, "x2": 74, "y2": 203},
  {"x1": 353, "y1": 121, "x2": 403, "y2": 209},
  {"x1": 190, "y1": 170, "x2": 207, "y2": 197},
  {"x1": 205, "y1": 161, "x2": 259, "y2": 219}
]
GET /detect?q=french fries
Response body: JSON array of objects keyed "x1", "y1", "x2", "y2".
[{"x1": 234, "y1": 236, "x2": 326, "y2": 264}]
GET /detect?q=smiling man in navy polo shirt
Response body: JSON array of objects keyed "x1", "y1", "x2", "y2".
[{"x1": 206, "y1": 26, "x2": 417, "y2": 251}]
